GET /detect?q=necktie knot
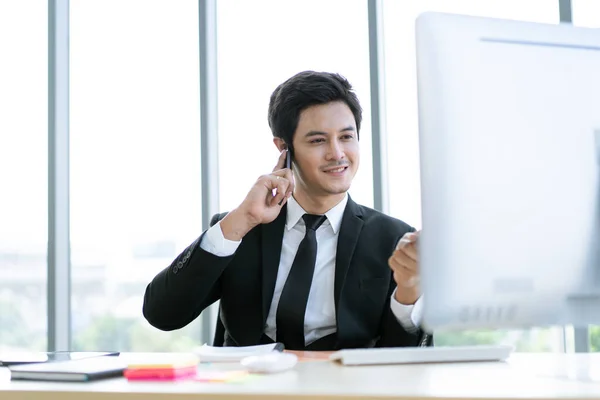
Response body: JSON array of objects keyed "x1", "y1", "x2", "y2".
[{"x1": 302, "y1": 214, "x2": 326, "y2": 232}]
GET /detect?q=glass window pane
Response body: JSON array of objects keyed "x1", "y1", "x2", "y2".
[
  {"x1": 385, "y1": 0, "x2": 559, "y2": 227},
  {"x1": 217, "y1": 0, "x2": 373, "y2": 211},
  {"x1": 572, "y1": 0, "x2": 600, "y2": 28},
  {"x1": 383, "y1": 0, "x2": 562, "y2": 351},
  {"x1": 70, "y1": 0, "x2": 202, "y2": 351},
  {"x1": 570, "y1": 0, "x2": 600, "y2": 353},
  {"x1": 0, "y1": 1, "x2": 48, "y2": 352},
  {"x1": 571, "y1": 0, "x2": 600, "y2": 353}
]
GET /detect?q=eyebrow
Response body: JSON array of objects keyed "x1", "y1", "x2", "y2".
[{"x1": 304, "y1": 126, "x2": 356, "y2": 138}]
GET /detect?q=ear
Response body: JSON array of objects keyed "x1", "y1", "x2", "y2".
[{"x1": 273, "y1": 137, "x2": 287, "y2": 152}]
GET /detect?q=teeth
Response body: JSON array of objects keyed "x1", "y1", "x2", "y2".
[{"x1": 327, "y1": 167, "x2": 345, "y2": 173}]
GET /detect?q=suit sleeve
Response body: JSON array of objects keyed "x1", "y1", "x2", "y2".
[
  {"x1": 376, "y1": 276, "x2": 433, "y2": 347},
  {"x1": 142, "y1": 212, "x2": 233, "y2": 331}
]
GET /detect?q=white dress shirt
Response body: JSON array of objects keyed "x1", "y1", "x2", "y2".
[{"x1": 200, "y1": 194, "x2": 423, "y2": 346}]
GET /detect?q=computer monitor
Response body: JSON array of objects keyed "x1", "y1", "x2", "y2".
[{"x1": 416, "y1": 12, "x2": 600, "y2": 331}]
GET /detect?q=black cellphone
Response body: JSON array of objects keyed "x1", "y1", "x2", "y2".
[
  {"x1": 278, "y1": 145, "x2": 293, "y2": 206},
  {"x1": 284, "y1": 144, "x2": 292, "y2": 170}
]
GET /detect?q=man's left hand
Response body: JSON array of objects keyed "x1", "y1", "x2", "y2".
[{"x1": 388, "y1": 231, "x2": 421, "y2": 305}]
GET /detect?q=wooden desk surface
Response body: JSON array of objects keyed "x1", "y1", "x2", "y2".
[{"x1": 2, "y1": 353, "x2": 600, "y2": 400}]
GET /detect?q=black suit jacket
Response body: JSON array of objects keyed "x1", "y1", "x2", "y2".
[{"x1": 143, "y1": 196, "x2": 432, "y2": 349}]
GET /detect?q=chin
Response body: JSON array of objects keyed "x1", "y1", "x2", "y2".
[{"x1": 321, "y1": 183, "x2": 352, "y2": 195}]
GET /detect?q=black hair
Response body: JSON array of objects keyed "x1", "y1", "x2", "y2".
[{"x1": 267, "y1": 71, "x2": 362, "y2": 148}]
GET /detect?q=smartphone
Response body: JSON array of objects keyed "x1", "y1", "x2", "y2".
[
  {"x1": 284, "y1": 144, "x2": 292, "y2": 170},
  {"x1": 278, "y1": 144, "x2": 293, "y2": 206}
]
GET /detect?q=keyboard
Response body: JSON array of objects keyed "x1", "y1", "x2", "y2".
[{"x1": 329, "y1": 345, "x2": 514, "y2": 366}]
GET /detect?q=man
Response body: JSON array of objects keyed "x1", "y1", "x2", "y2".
[{"x1": 143, "y1": 71, "x2": 432, "y2": 350}]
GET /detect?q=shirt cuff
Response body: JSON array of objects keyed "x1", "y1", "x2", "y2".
[
  {"x1": 199, "y1": 220, "x2": 241, "y2": 257},
  {"x1": 390, "y1": 289, "x2": 424, "y2": 333}
]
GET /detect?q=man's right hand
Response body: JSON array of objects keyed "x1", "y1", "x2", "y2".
[{"x1": 220, "y1": 149, "x2": 295, "y2": 241}]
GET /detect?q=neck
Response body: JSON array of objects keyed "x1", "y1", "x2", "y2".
[{"x1": 292, "y1": 190, "x2": 346, "y2": 215}]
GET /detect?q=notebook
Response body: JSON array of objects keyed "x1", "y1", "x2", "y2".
[
  {"x1": 329, "y1": 345, "x2": 514, "y2": 366},
  {"x1": 193, "y1": 343, "x2": 284, "y2": 362},
  {"x1": 9, "y1": 356, "x2": 127, "y2": 382}
]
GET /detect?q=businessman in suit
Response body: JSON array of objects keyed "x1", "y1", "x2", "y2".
[{"x1": 143, "y1": 71, "x2": 432, "y2": 350}]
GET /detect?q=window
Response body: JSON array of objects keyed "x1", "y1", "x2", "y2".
[
  {"x1": 217, "y1": 0, "x2": 374, "y2": 212},
  {"x1": 572, "y1": 0, "x2": 600, "y2": 28},
  {"x1": 383, "y1": 0, "x2": 563, "y2": 351},
  {"x1": 384, "y1": 0, "x2": 559, "y2": 227},
  {"x1": 572, "y1": 0, "x2": 600, "y2": 351},
  {"x1": 0, "y1": 1, "x2": 48, "y2": 352},
  {"x1": 70, "y1": 0, "x2": 203, "y2": 351}
]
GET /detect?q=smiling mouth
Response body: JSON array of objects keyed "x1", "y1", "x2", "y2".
[{"x1": 324, "y1": 166, "x2": 348, "y2": 173}]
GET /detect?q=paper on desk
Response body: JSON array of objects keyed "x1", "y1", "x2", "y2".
[
  {"x1": 125, "y1": 352, "x2": 199, "y2": 369},
  {"x1": 193, "y1": 344, "x2": 280, "y2": 362},
  {"x1": 194, "y1": 370, "x2": 252, "y2": 383},
  {"x1": 0, "y1": 367, "x2": 10, "y2": 382}
]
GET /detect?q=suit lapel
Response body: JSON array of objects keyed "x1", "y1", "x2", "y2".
[
  {"x1": 334, "y1": 197, "x2": 364, "y2": 312},
  {"x1": 261, "y1": 206, "x2": 287, "y2": 325}
]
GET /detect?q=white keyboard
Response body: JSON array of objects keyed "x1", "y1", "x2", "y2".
[{"x1": 329, "y1": 345, "x2": 513, "y2": 366}]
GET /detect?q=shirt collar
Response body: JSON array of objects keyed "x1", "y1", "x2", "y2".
[{"x1": 286, "y1": 193, "x2": 348, "y2": 234}]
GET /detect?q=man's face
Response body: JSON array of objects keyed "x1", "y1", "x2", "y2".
[{"x1": 291, "y1": 101, "x2": 359, "y2": 197}]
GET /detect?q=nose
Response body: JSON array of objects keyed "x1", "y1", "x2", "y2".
[{"x1": 327, "y1": 139, "x2": 345, "y2": 161}]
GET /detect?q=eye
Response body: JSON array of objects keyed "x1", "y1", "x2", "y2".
[
  {"x1": 341, "y1": 134, "x2": 354, "y2": 140},
  {"x1": 310, "y1": 138, "x2": 326, "y2": 144}
]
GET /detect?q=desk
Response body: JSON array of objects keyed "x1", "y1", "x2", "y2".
[{"x1": 1, "y1": 353, "x2": 600, "y2": 400}]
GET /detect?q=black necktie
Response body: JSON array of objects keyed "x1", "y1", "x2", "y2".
[{"x1": 276, "y1": 213, "x2": 327, "y2": 349}]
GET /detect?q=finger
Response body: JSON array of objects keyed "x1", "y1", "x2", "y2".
[
  {"x1": 395, "y1": 239, "x2": 418, "y2": 263},
  {"x1": 396, "y1": 231, "x2": 419, "y2": 258},
  {"x1": 389, "y1": 249, "x2": 418, "y2": 273},
  {"x1": 270, "y1": 176, "x2": 289, "y2": 206},
  {"x1": 266, "y1": 175, "x2": 291, "y2": 207},
  {"x1": 277, "y1": 193, "x2": 291, "y2": 207},
  {"x1": 396, "y1": 231, "x2": 419, "y2": 248},
  {"x1": 391, "y1": 258, "x2": 420, "y2": 284},
  {"x1": 272, "y1": 149, "x2": 288, "y2": 172},
  {"x1": 389, "y1": 260, "x2": 418, "y2": 284},
  {"x1": 271, "y1": 168, "x2": 295, "y2": 202},
  {"x1": 271, "y1": 168, "x2": 291, "y2": 178},
  {"x1": 394, "y1": 269, "x2": 420, "y2": 288},
  {"x1": 403, "y1": 241, "x2": 418, "y2": 262},
  {"x1": 281, "y1": 167, "x2": 295, "y2": 197}
]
